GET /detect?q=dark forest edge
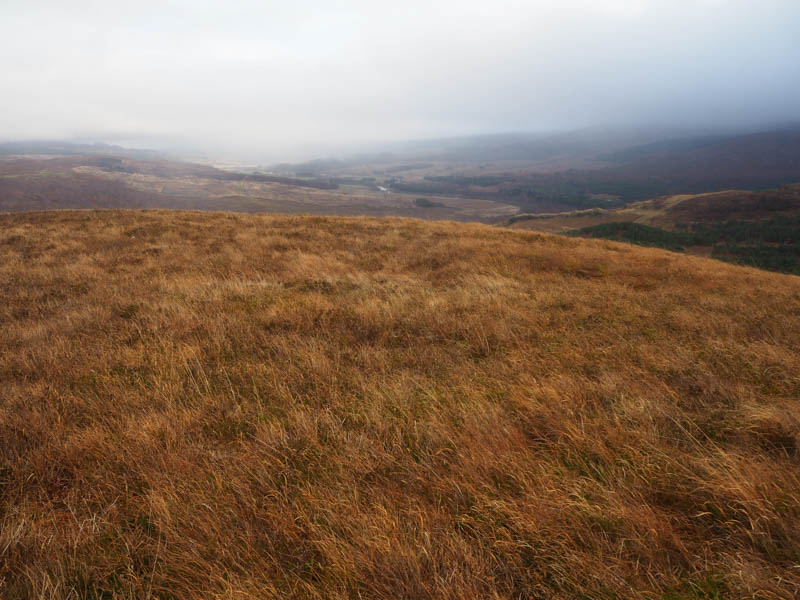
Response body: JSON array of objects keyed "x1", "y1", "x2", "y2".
[{"x1": 569, "y1": 218, "x2": 800, "y2": 275}]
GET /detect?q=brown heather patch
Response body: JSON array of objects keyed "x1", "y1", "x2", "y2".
[{"x1": 1, "y1": 209, "x2": 800, "y2": 599}]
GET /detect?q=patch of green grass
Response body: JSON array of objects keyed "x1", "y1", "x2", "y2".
[{"x1": 662, "y1": 574, "x2": 728, "y2": 599}]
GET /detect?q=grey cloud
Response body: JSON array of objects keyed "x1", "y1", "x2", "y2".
[{"x1": 1, "y1": 0, "x2": 799, "y2": 160}]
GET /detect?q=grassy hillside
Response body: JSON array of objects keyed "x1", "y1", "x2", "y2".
[
  {"x1": 570, "y1": 217, "x2": 800, "y2": 274},
  {"x1": 508, "y1": 185, "x2": 800, "y2": 274},
  {"x1": 2, "y1": 211, "x2": 800, "y2": 599},
  {"x1": 506, "y1": 185, "x2": 800, "y2": 232}
]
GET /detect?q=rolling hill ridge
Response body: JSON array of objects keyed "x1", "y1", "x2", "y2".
[{"x1": 507, "y1": 185, "x2": 800, "y2": 274}]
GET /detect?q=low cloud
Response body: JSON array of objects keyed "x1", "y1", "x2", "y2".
[{"x1": 2, "y1": 0, "x2": 799, "y2": 160}]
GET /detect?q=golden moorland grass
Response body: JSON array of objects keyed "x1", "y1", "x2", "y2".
[
  {"x1": 1, "y1": 210, "x2": 800, "y2": 599},
  {"x1": 505, "y1": 185, "x2": 800, "y2": 234}
]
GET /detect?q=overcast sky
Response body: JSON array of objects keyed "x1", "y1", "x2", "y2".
[{"x1": 1, "y1": 0, "x2": 799, "y2": 160}]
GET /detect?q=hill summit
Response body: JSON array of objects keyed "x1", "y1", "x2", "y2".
[{"x1": 2, "y1": 210, "x2": 799, "y2": 598}]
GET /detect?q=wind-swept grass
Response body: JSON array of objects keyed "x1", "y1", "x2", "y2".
[{"x1": 1, "y1": 210, "x2": 799, "y2": 599}]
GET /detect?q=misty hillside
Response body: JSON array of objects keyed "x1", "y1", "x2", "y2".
[
  {"x1": 271, "y1": 128, "x2": 800, "y2": 213},
  {"x1": 273, "y1": 128, "x2": 800, "y2": 175},
  {"x1": 0, "y1": 153, "x2": 518, "y2": 221},
  {"x1": 607, "y1": 129, "x2": 800, "y2": 183},
  {"x1": 0, "y1": 141, "x2": 166, "y2": 160},
  {"x1": 5, "y1": 128, "x2": 800, "y2": 219},
  {"x1": 2, "y1": 210, "x2": 799, "y2": 599}
]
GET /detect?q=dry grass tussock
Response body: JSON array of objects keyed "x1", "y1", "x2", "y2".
[{"x1": 2, "y1": 209, "x2": 800, "y2": 599}]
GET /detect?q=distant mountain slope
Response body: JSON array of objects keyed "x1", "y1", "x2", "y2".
[
  {"x1": 0, "y1": 140, "x2": 166, "y2": 160},
  {"x1": 4, "y1": 128, "x2": 800, "y2": 217},
  {"x1": 270, "y1": 128, "x2": 800, "y2": 213},
  {"x1": 610, "y1": 130, "x2": 800, "y2": 185}
]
